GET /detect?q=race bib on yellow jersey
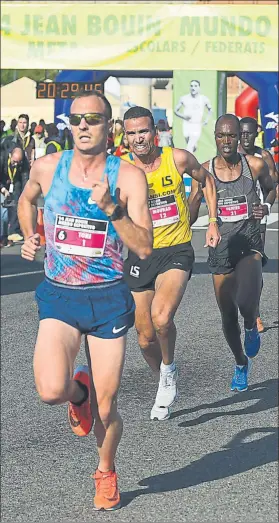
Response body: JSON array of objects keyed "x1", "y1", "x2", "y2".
[
  {"x1": 149, "y1": 194, "x2": 180, "y2": 228},
  {"x1": 54, "y1": 214, "x2": 108, "y2": 257}
]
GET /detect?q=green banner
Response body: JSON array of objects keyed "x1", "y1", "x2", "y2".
[
  {"x1": 173, "y1": 71, "x2": 218, "y2": 164},
  {"x1": 1, "y1": 3, "x2": 278, "y2": 70}
]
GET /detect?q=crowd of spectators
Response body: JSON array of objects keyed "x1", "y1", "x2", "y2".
[
  {"x1": 0, "y1": 115, "x2": 71, "y2": 247},
  {"x1": 0, "y1": 113, "x2": 173, "y2": 248}
]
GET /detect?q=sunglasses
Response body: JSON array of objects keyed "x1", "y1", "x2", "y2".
[{"x1": 69, "y1": 113, "x2": 107, "y2": 126}]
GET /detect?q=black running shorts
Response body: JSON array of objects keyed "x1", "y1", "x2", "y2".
[
  {"x1": 208, "y1": 220, "x2": 267, "y2": 275},
  {"x1": 124, "y1": 242, "x2": 194, "y2": 292}
]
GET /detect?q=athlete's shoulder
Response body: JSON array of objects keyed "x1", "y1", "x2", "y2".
[
  {"x1": 261, "y1": 148, "x2": 273, "y2": 161},
  {"x1": 119, "y1": 156, "x2": 144, "y2": 176},
  {"x1": 202, "y1": 159, "x2": 211, "y2": 170},
  {"x1": 181, "y1": 94, "x2": 190, "y2": 103},
  {"x1": 201, "y1": 94, "x2": 210, "y2": 102},
  {"x1": 32, "y1": 151, "x2": 63, "y2": 172},
  {"x1": 172, "y1": 147, "x2": 188, "y2": 163},
  {"x1": 173, "y1": 147, "x2": 202, "y2": 164},
  {"x1": 172, "y1": 147, "x2": 199, "y2": 175},
  {"x1": 245, "y1": 153, "x2": 265, "y2": 172}
]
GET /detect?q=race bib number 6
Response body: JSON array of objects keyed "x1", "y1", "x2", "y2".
[{"x1": 54, "y1": 214, "x2": 108, "y2": 257}]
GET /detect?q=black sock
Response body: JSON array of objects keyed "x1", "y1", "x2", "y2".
[{"x1": 71, "y1": 380, "x2": 88, "y2": 406}]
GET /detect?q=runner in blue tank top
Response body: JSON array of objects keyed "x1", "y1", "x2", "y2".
[
  {"x1": 18, "y1": 91, "x2": 153, "y2": 511},
  {"x1": 189, "y1": 114, "x2": 274, "y2": 393}
]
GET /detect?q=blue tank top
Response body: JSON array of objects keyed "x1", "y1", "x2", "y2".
[{"x1": 44, "y1": 151, "x2": 123, "y2": 285}]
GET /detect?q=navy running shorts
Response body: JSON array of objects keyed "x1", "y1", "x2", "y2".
[{"x1": 35, "y1": 277, "x2": 135, "y2": 339}]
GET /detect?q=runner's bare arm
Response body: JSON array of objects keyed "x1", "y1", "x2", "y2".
[
  {"x1": 174, "y1": 99, "x2": 186, "y2": 120},
  {"x1": 248, "y1": 156, "x2": 276, "y2": 220},
  {"x1": 18, "y1": 161, "x2": 43, "y2": 239},
  {"x1": 188, "y1": 179, "x2": 203, "y2": 225},
  {"x1": 203, "y1": 99, "x2": 213, "y2": 125},
  {"x1": 173, "y1": 149, "x2": 218, "y2": 220},
  {"x1": 174, "y1": 149, "x2": 220, "y2": 247},
  {"x1": 249, "y1": 156, "x2": 275, "y2": 205},
  {"x1": 90, "y1": 163, "x2": 153, "y2": 259},
  {"x1": 261, "y1": 150, "x2": 278, "y2": 203}
]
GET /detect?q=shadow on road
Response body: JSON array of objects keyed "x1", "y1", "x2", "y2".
[
  {"x1": 121, "y1": 378, "x2": 278, "y2": 507},
  {"x1": 170, "y1": 378, "x2": 278, "y2": 426},
  {"x1": 263, "y1": 321, "x2": 279, "y2": 333},
  {"x1": 121, "y1": 426, "x2": 277, "y2": 507}
]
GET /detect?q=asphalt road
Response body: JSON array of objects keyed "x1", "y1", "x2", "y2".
[{"x1": 1, "y1": 212, "x2": 278, "y2": 522}]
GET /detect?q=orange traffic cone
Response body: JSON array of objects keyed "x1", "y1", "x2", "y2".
[{"x1": 36, "y1": 208, "x2": 46, "y2": 246}]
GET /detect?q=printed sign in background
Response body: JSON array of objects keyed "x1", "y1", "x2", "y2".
[
  {"x1": 173, "y1": 71, "x2": 218, "y2": 196},
  {"x1": 1, "y1": 3, "x2": 278, "y2": 70},
  {"x1": 173, "y1": 70, "x2": 218, "y2": 164}
]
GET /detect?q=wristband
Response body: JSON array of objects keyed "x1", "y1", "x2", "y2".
[
  {"x1": 264, "y1": 203, "x2": 271, "y2": 215},
  {"x1": 208, "y1": 217, "x2": 217, "y2": 223}
]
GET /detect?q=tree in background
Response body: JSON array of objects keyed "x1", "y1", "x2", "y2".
[{"x1": 1, "y1": 70, "x2": 60, "y2": 87}]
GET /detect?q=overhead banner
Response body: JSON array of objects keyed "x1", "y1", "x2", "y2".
[
  {"x1": 173, "y1": 71, "x2": 218, "y2": 165},
  {"x1": 1, "y1": 3, "x2": 278, "y2": 71}
]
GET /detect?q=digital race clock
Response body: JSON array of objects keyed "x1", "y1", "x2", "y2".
[{"x1": 36, "y1": 81, "x2": 104, "y2": 99}]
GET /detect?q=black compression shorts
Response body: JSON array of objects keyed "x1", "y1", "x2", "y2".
[
  {"x1": 208, "y1": 221, "x2": 267, "y2": 275},
  {"x1": 124, "y1": 242, "x2": 195, "y2": 292}
]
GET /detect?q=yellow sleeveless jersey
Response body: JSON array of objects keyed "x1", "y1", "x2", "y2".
[{"x1": 122, "y1": 147, "x2": 192, "y2": 248}]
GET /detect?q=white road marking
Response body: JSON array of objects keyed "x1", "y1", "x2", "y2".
[
  {"x1": 266, "y1": 213, "x2": 279, "y2": 225},
  {"x1": 0, "y1": 270, "x2": 44, "y2": 279},
  {"x1": 193, "y1": 212, "x2": 278, "y2": 226},
  {"x1": 192, "y1": 212, "x2": 278, "y2": 230},
  {"x1": 192, "y1": 226, "x2": 278, "y2": 231}
]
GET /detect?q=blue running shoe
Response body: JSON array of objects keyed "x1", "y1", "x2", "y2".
[
  {"x1": 231, "y1": 359, "x2": 251, "y2": 392},
  {"x1": 244, "y1": 326, "x2": 261, "y2": 358}
]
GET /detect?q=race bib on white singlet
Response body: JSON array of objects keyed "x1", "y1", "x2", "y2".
[
  {"x1": 217, "y1": 195, "x2": 248, "y2": 222},
  {"x1": 149, "y1": 194, "x2": 179, "y2": 228},
  {"x1": 54, "y1": 214, "x2": 108, "y2": 257}
]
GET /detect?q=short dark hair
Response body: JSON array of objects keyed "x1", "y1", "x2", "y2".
[
  {"x1": 240, "y1": 117, "x2": 258, "y2": 132},
  {"x1": 45, "y1": 123, "x2": 59, "y2": 137},
  {"x1": 123, "y1": 106, "x2": 155, "y2": 128},
  {"x1": 71, "y1": 90, "x2": 112, "y2": 120},
  {"x1": 190, "y1": 80, "x2": 200, "y2": 86},
  {"x1": 18, "y1": 114, "x2": 29, "y2": 123},
  {"x1": 10, "y1": 119, "x2": 17, "y2": 130},
  {"x1": 215, "y1": 113, "x2": 240, "y2": 133}
]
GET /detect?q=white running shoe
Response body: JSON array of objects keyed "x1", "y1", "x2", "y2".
[
  {"x1": 155, "y1": 366, "x2": 178, "y2": 408},
  {"x1": 150, "y1": 404, "x2": 170, "y2": 421}
]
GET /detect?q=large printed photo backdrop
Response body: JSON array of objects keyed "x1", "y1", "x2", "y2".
[{"x1": 173, "y1": 70, "x2": 218, "y2": 166}]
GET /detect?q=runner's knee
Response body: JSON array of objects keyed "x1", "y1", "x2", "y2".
[
  {"x1": 238, "y1": 301, "x2": 257, "y2": 322},
  {"x1": 36, "y1": 380, "x2": 67, "y2": 405},
  {"x1": 152, "y1": 308, "x2": 173, "y2": 334},
  {"x1": 137, "y1": 329, "x2": 157, "y2": 350},
  {"x1": 96, "y1": 397, "x2": 116, "y2": 429},
  {"x1": 221, "y1": 308, "x2": 238, "y2": 330}
]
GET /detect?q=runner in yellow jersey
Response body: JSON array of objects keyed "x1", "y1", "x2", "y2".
[{"x1": 122, "y1": 106, "x2": 221, "y2": 420}]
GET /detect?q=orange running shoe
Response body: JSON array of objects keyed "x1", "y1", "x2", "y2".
[
  {"x1": 68, "y1": 365, "x2": 93, "y2": 437},
  {"x1": 93, "y1": 469, "x2": 121, "y2": 511},
  {"x1": 257, "y1": 317, "x2": 265, "y2": 333}
]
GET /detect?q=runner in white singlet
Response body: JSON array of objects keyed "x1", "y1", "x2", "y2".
[{"x1": 174, "y1": 80, "x2": 212, "y2": 153}]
